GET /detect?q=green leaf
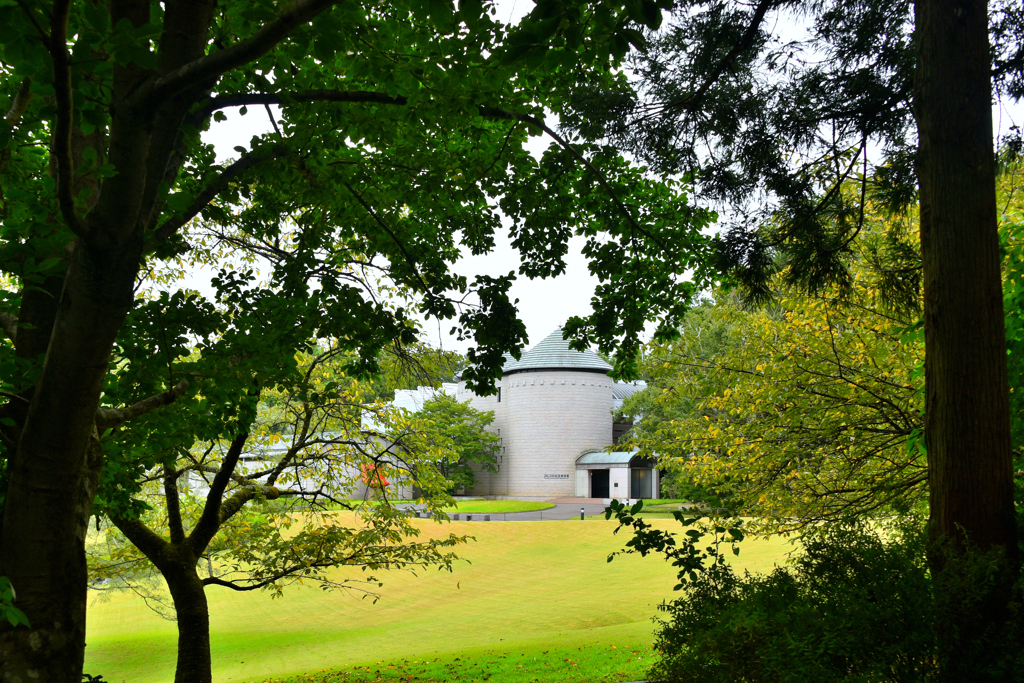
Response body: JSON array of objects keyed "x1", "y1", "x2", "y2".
[
  {"x1": 625, "y1": 0, "x2": 645, "y2": 25},
  {"x1": 641, "y1": 0, "x2": 662, "y2": 30}
]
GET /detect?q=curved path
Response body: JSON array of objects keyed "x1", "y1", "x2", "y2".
[
  {"x1": 403, "y1": 499, "x2": 619, "y2": 521},
  {"x1": 448, "y1": 499, "x2": 606, "y2": 520}
]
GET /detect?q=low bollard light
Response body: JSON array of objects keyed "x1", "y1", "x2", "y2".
[{"x1": 580, "y1": 507, "x2": 585, "y2": 521}]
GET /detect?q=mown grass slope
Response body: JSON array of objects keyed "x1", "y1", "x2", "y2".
[{"x1": 85, "y1": 516, "x2": 792, "y2": 683}]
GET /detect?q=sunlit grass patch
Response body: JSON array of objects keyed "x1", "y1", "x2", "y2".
[{"x1": 86, "y1": 517, "x2": 790, "y2": 683}]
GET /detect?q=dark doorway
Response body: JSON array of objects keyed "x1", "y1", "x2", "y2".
[{"x1": 591, "y1": 469, "x2": 610, "y2": 498}]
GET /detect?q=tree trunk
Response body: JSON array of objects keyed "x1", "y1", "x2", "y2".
[
  {"x1": 164, "y1": 561, "x2": 214, "y2": 683},
  {"x1": 915, "y1": 0, "x2": 1019, "y2": 676},
  {"x1": 0, "y1": 242, "x2": 141, "y2": 683},
  {"x1": 111, "y1": 501, "x2": 220, "y2": 683}
]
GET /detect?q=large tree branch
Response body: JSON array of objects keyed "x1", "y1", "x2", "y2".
[
  {"x1": 109, "y1": 513, "x2": 172, "y2": 566},
  {"x1": 4, "y1": 77, "x2": 32, "y2": 127},
  {"x1": 661, "y1": 0, "x2": 778, "y2": 116},
  {"x1": 200, "y1": 558, "x2": 361, "y2": 592},
  {"x1": 148, "y1": 143, "x2": 286, "y2": 246},
  {"x1": 164, "y1": 466, "x2": 186, "y2": 544},
  {"x1": 13, "y1": 1, "x2": 50, "y2": 47},
  {"x1": 95, "y1": 379, "x2": 189, "y2": 429},
  {"x1": 137, "y1": 97, "x2": 207, "y2": 241},
  {"x1": 188, "y1": 432, "x2": 249, "y2": 555},
  {"x1": 217, "y1": 483, "x2": 281, "y2": 527},
  {"x1": 201, "y1": 543, "x2": 409, "y2": 591},
  {"x1": 135, "y1": 0, "x2": 343, "y2": 109},
  {"x1": 150, "y1": 145, "x2": 289, "y2": 246},
  {"x1": 202, "y1": 574, "x2": 286, "y2": 592},
  {"x1": 48, "y1": 0, "x2": 86, "y2": 236},
  {"x1": 0, "y1": 77, "x2": 32, "y2": 177},
  {"x1": 190, "y1": 90, "x2": 408, "y2": 126}
]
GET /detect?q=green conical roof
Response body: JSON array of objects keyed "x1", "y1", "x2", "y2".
[{"x1": 503, "y1": 328, "x2": 612, "y2": 375}]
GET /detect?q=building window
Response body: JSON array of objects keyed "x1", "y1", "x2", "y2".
[{"x1": 497, "y1": 387, "x2": 501, "y2": 402}]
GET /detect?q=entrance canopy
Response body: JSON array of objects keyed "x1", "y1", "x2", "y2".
[
  {"x1": 575, "y1": 449, "x2": 659, "y2": 499},
  {"x1": 576, "y1": 450, "x2": 655, "y2": 469}
]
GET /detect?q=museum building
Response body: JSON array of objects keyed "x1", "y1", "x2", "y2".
[{"x1": 447, "y1": 327, "x2": 658, "y2": 500}]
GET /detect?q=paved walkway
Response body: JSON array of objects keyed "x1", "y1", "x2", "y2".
[
  {"x1": 454, "y1": 501, "x2": 612, "y2": 521},
  {"x1": 402, "y1": 500, "x2": 616, "y2": 522}
]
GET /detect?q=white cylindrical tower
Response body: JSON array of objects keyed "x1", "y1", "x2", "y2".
[{"x1": 460, "y1": 328, "x2": 614, "y2": 497}]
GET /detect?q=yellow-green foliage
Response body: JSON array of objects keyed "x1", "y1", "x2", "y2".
[
  {"x1": 998, "y1": 162, "x2": 1024, "y2": 451},
  {"x1": 625, "y1": 167, "x2": 1024, "y2": 534},
  {"x1": 623, "y1": 208, "x2": 926, "y2": 533}
]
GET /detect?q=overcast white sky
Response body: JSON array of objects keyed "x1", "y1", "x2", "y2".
[{"x1": 200, "y1": 2, "x2": 1023, "y2": 354}]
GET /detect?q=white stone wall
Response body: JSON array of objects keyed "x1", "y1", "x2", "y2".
[
  {"x1": 493, "y1": 370, "x2": 613, "y2": 496},
  {"x1": 575, "y1": 469, "x2": 589, "y2": 497},
  {"x1": 458, "y1": 378, "x2": 507, "y2": 495},
  {"x1": 609, "y1": 467, "x2": 629, "y2": 499}
]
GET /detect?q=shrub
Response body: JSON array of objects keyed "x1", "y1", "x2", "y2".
[{"x1": 649, "y1": 523, "x2": 938, "y2": 683}]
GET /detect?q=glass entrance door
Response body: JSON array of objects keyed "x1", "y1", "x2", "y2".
[{"x1": 630, "y1": 468, "x2": 652, "y2": 499}]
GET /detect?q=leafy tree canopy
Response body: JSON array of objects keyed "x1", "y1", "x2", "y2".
[
  {"x1": 0, "y1": 1, "x2": 717, "y2": 678},
  {"x1": 415, "y1": 392, "x2": 499, "y2": 493},
  {"x1": 621, "y1": 273, "x2": 925, "y2": 532},
  {"x1": 90, "y1": 344, "x2": 470, "y2": 680},
  {"x1": 555, "y1": 0, "x2": 1022, "y2": 300},
  {"x1": 623, "y1": 165, "x2": 1024, "y2": 535}
]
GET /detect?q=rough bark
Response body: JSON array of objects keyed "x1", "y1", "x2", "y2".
[
  {"x1": 915, "y1": 0, "x2": 1019, "y2": 676},
  {"x1": 0, "y1": 48, "x2": 169, "y2": 683},
  {"x1": 166, "y1": 565, "x2": 213, "y2": 683},
  {"x1": 0, "y1": 241, "x2": 140, "y2": 679}
]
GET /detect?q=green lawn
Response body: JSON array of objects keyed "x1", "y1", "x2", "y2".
[
  {"x1": 85, "y1": 516, "x2": 793, "y2": 683},
  {"x1": 442, "y1": 500, "x2": 555, "y2": 513},
  {"x1": 266, "y1": 637, "x2": 660, "y2": 683},
  {"x1": 325, "y1": 500, "x2": 554, "y2": 514}
]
